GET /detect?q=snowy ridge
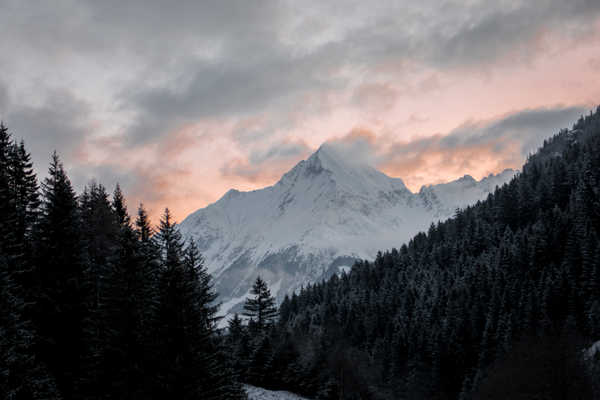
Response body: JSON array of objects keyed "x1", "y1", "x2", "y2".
[{"x1": 179, "y1": 143, "x2": 516, "y2": 320}]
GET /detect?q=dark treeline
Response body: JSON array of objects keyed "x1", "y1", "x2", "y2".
[
  {"x1": 0, "y1": 123, "x2": 246, "y2": 399},
  {"x1": 225, "y1": 108, "x2": 600, "y2": 399}
]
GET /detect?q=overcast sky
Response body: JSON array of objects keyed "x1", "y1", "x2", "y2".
[{"x1": 1, "y1": 0, "x2": 599, "y2": 221}]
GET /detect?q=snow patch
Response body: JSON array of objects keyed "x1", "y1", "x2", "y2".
[
  {"x1": 585, "y1": 340, "x2": 600, "y2": 360},
  {"x1": 338, "y1": 265, "x2": 351, "y2": 274},
  {"x1": 245, "y1": 385, "x2": 310, "y2": 400}
]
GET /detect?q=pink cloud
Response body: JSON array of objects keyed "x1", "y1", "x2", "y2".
[{"x1": 67, "y1": 18, "x2": 600, "y2": 223}]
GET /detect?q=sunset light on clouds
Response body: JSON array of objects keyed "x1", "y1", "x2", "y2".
[{"x1": 1, "y1": 0, "x2": 600, "y2": 221}]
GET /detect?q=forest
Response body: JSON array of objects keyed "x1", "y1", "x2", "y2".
[{"x1": 2, "y1": 106, "x2": 600, "y2": 399}]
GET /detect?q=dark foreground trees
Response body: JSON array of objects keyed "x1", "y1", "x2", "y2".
[
  {"x1": 473, "y1": 335, "x2": 594, "y2": 400},
  {"x1": 0, "y1": 123, "x2": 246, "y2": 399}
]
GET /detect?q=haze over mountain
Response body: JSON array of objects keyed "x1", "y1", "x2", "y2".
[{"x1": 179, "y1": 143, "x2": 515, "y2": 317}]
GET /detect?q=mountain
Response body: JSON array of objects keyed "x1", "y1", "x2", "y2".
[{"x1": 178, "y1": 143, "x2": 516, "y2": 317}]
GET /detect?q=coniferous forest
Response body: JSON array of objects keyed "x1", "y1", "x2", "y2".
[
  {"x1": 0, "y1": 124, "x2": 246, "y2": 399},
  {"x1": 2, "y1": 107, "x2": 600, "y2": 399}
]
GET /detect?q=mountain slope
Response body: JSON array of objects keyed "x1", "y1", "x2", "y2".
[{"x1": 179, "y1": 143, "x2": 516, "y2": 316}]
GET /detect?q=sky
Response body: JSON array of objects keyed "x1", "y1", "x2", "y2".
[{"x1": 1, "y1": 0, "x2": 600, "y2": 222}]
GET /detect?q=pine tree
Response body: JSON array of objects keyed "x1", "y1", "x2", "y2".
[
  {"x1": 0, "y1": 255, "x2": 59, "y2": 399},
  {"x1": 228, "y1": 314, "x2": 245, "y2": 343},
  {"x1": 0, "y1": 123, "x2": 17, "y2": 259},
  {"x1": 0, "y1": 125, "x2": 58, "y2": 398},
  {"x1": 93, "y1": 196, "x2": 160, "y2": 399},
  {"x1": 112, "y1": 183, "x2": 129, "y2": 227},
  {"x1": 243, "y1": 276, "x2": 278, "y2": 332},
  {"x1": 227, "y1": 314, "x2": 251, "y2": 381},
  {"x1": 33, "y1": 152, "x2": 86, "y2": 399},
  {"x1": 8, "y1": 140, "x2": 39, "y2": 266},
  {"x1": 78, "y1": 182, "x2": 122, "y2": 397},
  {"x1": 135, "y1": 203, "x2": 154, "y2": 243},
  {"x1": 155, "y1": 209, "x2": 246, "y2": 399},
  {"x1": 184, "y1": 239, "x2": 219, "y2": 329}
]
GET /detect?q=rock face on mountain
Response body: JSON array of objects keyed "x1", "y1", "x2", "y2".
[{"x1": 178, "y1": 143, "x2": 516, "y2": 317}]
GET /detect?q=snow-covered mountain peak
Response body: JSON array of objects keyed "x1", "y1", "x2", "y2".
[
  {"x1": 457, "y1": 174, "x2": 476, "y2": 183},
  {"x1": 308, "y1": 142, "x2": 358, "y2": 173},
  {"x1": 278, "y1": 143, "x2": 408, "y2": 195},
  {"x1": 179, "y1": 143, "x2": 516, "y2": 323}
]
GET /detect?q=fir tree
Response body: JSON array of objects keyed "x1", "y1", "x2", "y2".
[
  {"x1": 0, "y1": 124, "x2": 57, "y2": 398},
  {"x1": 155, "y1": 209, "x2": 245, "y2": 399},
  {"x1": 243, "y1": 276, "x2": 278, "y2": 332},
  {"x1": 33, "y1": 152, "x2": 86, "y2": 399}
]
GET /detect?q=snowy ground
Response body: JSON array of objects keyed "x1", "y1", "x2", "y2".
[
  {"x1": 585, "y1": 340, "x2": 600, "y2": 360},
  {"x1": 244, "y1": 385, "x2": 310, "y2": 400}
]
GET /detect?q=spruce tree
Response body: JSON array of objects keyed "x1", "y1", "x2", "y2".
[
  {"x1": 155, "y1": 207, "x2": 187, "y2": 395},
  {"x1": 33, "y1": 152, "x2": 86, "y2": 399},
  {"x1": 0, "y1": 123, "x2": 17, "y2": 259},
  {"x1": 155, "y1": 209, "x2": 246, "y2": 399},
  {"x1": 243, "y1": 276, "x2": 278, "y2": 332},
  {"x1": 0, "y1": 125, "x2": 58, "y2": 398},
  {"x1": 0, "y1": 255, "x2": 59, "y2": 399},
  {"x1": 8, "y1": 140, "x2": 39, "y2": 267}
]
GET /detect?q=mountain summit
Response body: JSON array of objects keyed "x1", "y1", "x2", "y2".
[
  {"x1": 178, "y1": 144, "x2": 516, "y2": 319},
  {"x1": 279, "y1": 143, "x2": 408, "y2": 195}
]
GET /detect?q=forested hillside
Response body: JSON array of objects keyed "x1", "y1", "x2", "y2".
[{"x1": 225, "y1": 108, "x2": 600, "y2": 399}]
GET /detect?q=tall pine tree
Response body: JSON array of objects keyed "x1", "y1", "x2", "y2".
[
  {"x1": 243, "y1": 276, "x2": 278, "y2": 332},
  {"x1": 33, "y1": 152, "x2": 86, "y2": 399}
]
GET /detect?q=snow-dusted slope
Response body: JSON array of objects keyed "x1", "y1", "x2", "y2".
[
  {"x1": 179, "y1": 143, "x2": 516, "y2": 318},
  {"x1": 245, "y1": 385, "x2": 310, "y2": 400}
]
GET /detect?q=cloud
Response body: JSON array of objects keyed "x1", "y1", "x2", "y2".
[
  {"x1": 5, "y1": 0, "x2": 595, "y2": 150},
  {"x1": 444, "y1": 106, "x2": 586, "y2": 155},
  {"x1": 322, "y1": 106, "x2": 587, "y2": 191},
  {"x1": 1, "y1": 0, "x2": 598, "y2": 221},
  {"x1": 248, "y1": 141, "x2": 312, "y2": 165},
  {"x1": 0, "y1": 81, "x2": 8, "y2": 111},
  {"x1": 220, "y1": 140, "x2": 312, "y2": 183},
  {"x1": 324, "y1": 128, "x2": 379, "y2": 167},
  {"x1": 378, "y1": 106, "x2": 587, "y2": 190},
  {"x1": 3, "y1": 89, "x2": 94, "y2": 176},
  {"x1": 222, "y1": 105, "x2": 587, "y2": 193},
  {"x1": 589, "y1": 57, "x2": 600, "y2": 71},
  {"x1": 123, "y1": 52, "x2": 331, "y2": 145},
  {"x1": 352, "y1": 83, "x2": 398, "y2": 111}
]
